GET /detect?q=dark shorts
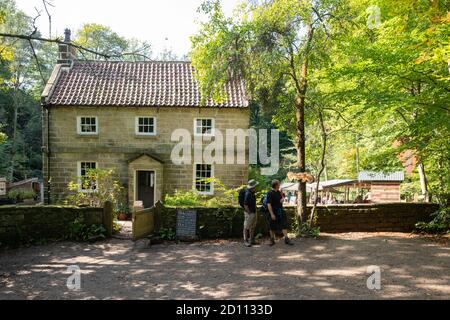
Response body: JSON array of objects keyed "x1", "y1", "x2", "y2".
[{"x1": 265, "y1": 207, "x2": 287, "y2": 232}]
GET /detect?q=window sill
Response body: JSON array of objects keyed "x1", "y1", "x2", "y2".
[
  {"x1": 193, "y1": 134, "x2": 215, "y2": 138},
  {"x1": 77, "y1": 134, "x2": 99, "y2": 138},
  {"x1": 135, "y1": 134, "x2": 157, "y2": 139},
  {"x1": 196, "y1": 191, "x2": 214, "y2": 196},
  {"x1": 77, "y1": 189, "x2": 97, "y2": 194}
]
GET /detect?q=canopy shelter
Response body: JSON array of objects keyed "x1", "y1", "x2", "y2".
[
  {"x1": 281, "y1": 179, "x2": 359, "y2": 193},
  {"x1": 280, "y1": 182, "x2": 315, "y2": 192},
  {"x1": 280, "y1": 171, "x2": 404, "y2": 204}
]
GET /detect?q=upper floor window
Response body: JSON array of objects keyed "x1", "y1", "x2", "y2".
[
  {"x1": 135, "y1": 117, "x2": 156, "y2": 135},
  {"x1": 194, "y1": 118, "x2": 215, "y2": 137},
  {"x1": 77, "y1": 116, "x2": 98, "y2": 135},
  {"x1": 194, "y1": 163, "x2": 214, "y2": 195},
  {"x1": 78, "y1": 161, "x2": 97, "y2": 192}
]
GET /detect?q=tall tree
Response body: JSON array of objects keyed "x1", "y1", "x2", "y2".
[
  {"x1": 191, "y1": 0, "x2": 344, "y2": 222},
  {"x1": 321, "y1": 0, "x2": 450, "y2": 202},
  {"x1": 75, "y1": 23, "x2": 129, "y2": 60}
]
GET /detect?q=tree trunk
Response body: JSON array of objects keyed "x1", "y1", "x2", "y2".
[
  {"x1": 310, "y1": 109, "x2": 327, "y2": 225},
  {"x1": 296, "y1": 97, "x2": 307, "y2": 223},
  {"x1": 10, "y1": 86, "x2": 19, "y2": 181},
  {"x1": 418, "y1": 163, "x2": 428, "y2": 202},
  {"x1": 295, "y1": 24, "x2": 314, "y2": 225}
]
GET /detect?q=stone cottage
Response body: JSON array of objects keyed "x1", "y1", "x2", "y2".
[{"x1": 41, "y1": 30, "x2": 249, "y2": 207}]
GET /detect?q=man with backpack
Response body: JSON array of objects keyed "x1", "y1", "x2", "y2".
[
  {"x1": 263, "y1": 179, "x2": 293, "y2": 246},
  {"x1": 239, "y1": 179, "x2": 259, "y2": 247}
]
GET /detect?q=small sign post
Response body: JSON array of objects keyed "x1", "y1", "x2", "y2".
[
  {"x1": 176, "y1": 209, "x2": 197, "y2": 240},
  {"x1": 133, "y1": 201, "x2": 144, "y2": 212},
  {"x1": 0, "y1": 178, "x2": 6, "y2": 196}
]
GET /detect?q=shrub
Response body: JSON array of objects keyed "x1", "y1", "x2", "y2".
[
  {"x1": 113, "y1": 220, "x2": 122, "y2": 234},
  {"x1": 164, "y1": 178, "x2": 245, "y2": 208},
  {"x1": 66, "y1": 168, "x2": 124, "y2": 208},
  {"x1": 164, "y1": 190, "x2": 206, "y2": 207},
  {"x1": 293, "y1": 219, "x2": 320, "y2": 238},
  {"x1": 115, "y1": 202, "x2": 130, "y2": 218},
  {"x1": 415, "y1": 207, "x2": 450, "y2": 234},
  {"x1": 158, "y1": 227, "x2": 176, "y2": 241},
  {"x1": 67, "y1": 216, "x2": 107, "y2": 242},
  {"x1": 7, "y1": 188, "x2": 35, "y2": 202}
]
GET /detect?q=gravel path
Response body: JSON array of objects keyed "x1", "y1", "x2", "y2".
[{"x1": 0, "y1": 233, "x2": 449, "y2": 300}]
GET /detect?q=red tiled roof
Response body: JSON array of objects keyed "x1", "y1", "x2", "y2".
[{"x1": 46, "y1": 60, "x2": 248, "y2": 108}]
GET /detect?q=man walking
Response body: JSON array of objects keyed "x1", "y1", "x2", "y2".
[
  {"x1": 242, "y1": 179, "x2": 258, "y2": 247},
  {"x1": 266, "y1": 179, "x2": 293, "y2": 246}
]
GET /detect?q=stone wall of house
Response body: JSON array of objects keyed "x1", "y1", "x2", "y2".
[
  {"x1": 44, "y1": 106, "x2": 250, "y2": 204},
  {"x1": 156, "y1": 203, "x2": 439, "y2": 238},
  {"x1": 0, "y1": 205, "x2": 105, "y2": 246}
]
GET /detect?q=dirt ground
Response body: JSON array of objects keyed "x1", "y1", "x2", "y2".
[{"x1": 0, "y1": 231, "x2": 449, "y2": 300}]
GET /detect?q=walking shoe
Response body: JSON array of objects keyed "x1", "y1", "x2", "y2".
[
  {"x1": 244, "y1": 241, "x2": 252, "y2": 247},
  {"x1": 269, "y1": 238, "x2": 275, "y2": 246},
  {"x1": 251, "y1": 238, "x2": 257, "y2": 245},
  {"x1": 284, "y1": 237, "x2": 294, "y2": 245}
]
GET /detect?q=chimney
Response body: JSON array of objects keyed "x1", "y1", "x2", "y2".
[{"x1": 57, "y1": 28, "x2": 76, "y2": 66}]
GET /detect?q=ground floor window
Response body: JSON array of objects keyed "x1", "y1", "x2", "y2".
[
  {"x1": 194, "y1": 163, "x2": 214, "y2": 194},
  {"x1": 78, "y1": 161, "x2": 97, "y2": 191}
]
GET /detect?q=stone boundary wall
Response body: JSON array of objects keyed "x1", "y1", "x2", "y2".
[
  {"x1": 157, "y1": 203, "x2": 439, "y2": 238},
  {"x1": 0, "y1": 205, "x2": 107, "y2": 246}
]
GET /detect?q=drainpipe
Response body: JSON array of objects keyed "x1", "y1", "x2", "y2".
[{"x1": 41, "y1": 101, "x2": 51, "y2": 204}]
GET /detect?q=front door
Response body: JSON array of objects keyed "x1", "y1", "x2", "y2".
[{"x1": 136, "y1": 171, "x2": 155, "y2": 208}]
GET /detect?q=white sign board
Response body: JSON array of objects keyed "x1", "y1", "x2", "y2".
[{"x1": 133, "y1": 201, "x2": 143, "y2": 208}]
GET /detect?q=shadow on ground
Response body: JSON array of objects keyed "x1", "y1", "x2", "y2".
[{"x1": 0, "y1": 233, "x2": 449, "y2": 300}]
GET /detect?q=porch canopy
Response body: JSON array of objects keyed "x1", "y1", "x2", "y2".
[{"x1": 281, "y1": 179, "x2": 359, "y2": 193}]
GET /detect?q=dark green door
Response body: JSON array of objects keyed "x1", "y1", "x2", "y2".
[{"x1": 137, "y1": 171, "x2": 155, "y2": 208}]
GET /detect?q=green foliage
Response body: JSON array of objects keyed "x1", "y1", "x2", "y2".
[
  {"x1": 75, "y1": 23, "x2": 128, "y2": 60},
  {"x1": 67, "y1": 216, "x2": 106, "y2": 242},
  {"x1": 113, "y1": 220, "x2": 122, "y2": 234},
  {"x1": 191, "y1": 0, "x2": 449, "y2": 203},
  {"x1": 75, "y1": 23, "x2": 154, "y2": 61},
  {"x1": 158, "y1": 227, "x2": 176, "y2": 241},
  {"x1": 164, "y1": 190, "x2": 206, "y2": 207},
  {"x1": 66, "y1": 168, "x2": 125, "y2": 208},
  {"x1": 292, "y1": 218, "x2": 320, "y2": 238},
  {"x1": 401, "y1": 179, "x2": 422, "y2": 202},
  {"x1": 415, "y1": 207, "x2": 450, "y2": 234},
  {"x1": 115, "y1": 202, "x2": 130, "y2": 218},
  {"x1": 164, "y1": 178, "x2": 245, "y2": 207},
  {"x1": 7, "y1": 188, "x2": 35, "y2": 201},
  {"x1": 0, "y1": 131, "x2": 6, "y2": 145}
]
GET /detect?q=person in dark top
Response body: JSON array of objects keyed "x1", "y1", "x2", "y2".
[
  {"x1": 243, "y1": 179, "x2": 259, "y2": 247},
  {"x1": 266, "y1": 179, "x2": 293, "y2": 246}
]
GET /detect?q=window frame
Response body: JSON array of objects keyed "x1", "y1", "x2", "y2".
[
  {"x1": 135, "y1": 116, "x2": 157, "y2": 136},
  {"x1": 77, "y1": 161, "x2": 98, "y2": 193},
  {"x1": 193, "y1": 163, "x2": 214, "y2": 195},
  {"x1": 77, "y1": 116, "x2": 98, "y2": 135},
  {"x1": 193, "y1": 118, "x2": 215, "y2": 137}
]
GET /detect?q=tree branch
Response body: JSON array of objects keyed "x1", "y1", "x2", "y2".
[
  {"x1": 0, "y1": 33, "x2": 119, "y2": 59},
  {"x1": 42, "y1": 0, "x2": 54, "y2": 38},
  {"x1": 27, "y1": 39, "x2": 45, "y2": 85}
]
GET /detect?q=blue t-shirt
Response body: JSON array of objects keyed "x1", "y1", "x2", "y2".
[
  {"x1": 244, "y1": 189, "x2": 256, "y2": 213},
  {"x1": 266, "y1": 189, "x2": 283, "y2": 212}
]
